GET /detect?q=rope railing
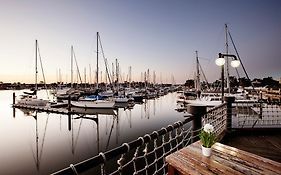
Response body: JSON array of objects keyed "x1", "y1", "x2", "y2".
[
  {"x1": 52, "y1": 98, "x2": 271, "y2": 175},
  {"x1": 233, "y1": 101, "x2": 281, "y2": 128},
  {"x1": 52, "y1": 117, "x2": 195, "y2": 175},
  {"x1": 52, "y1": 101, "x2": 233, "y2": 175},
  {"x1": 202, "y1": 103, "x2": 227, "y2": 136}
]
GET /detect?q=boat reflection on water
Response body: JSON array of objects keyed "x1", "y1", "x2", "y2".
[
  {"x1": 18, "y1": 108, "x2": 37, "y2": 116},
  {"x1": 8, "y1": 92, "x2": 184, "y2": 174},
  {"x1": 17, "y1": 109, "x2": 49, "y2": 173},
  {"x1": 71, "y1": 107, "x2": 117, "y2": 116},
  {"x1": 15, "y1": 107, "x2": 120, "y2": 173}
]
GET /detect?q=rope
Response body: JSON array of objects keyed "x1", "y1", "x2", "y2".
[
  {"x1": 122, "y1": 143, "x2": 130, "y2": 152},
  {"x1": 70, "y1": 164, "x2": 78, "y2": 175},
  {"x1": 99, "y1": 152, "x2": 106, "y2": 175}
]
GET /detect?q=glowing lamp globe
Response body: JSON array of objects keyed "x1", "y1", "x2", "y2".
[
  {"x1": 215, "y1": 57, "x2": 225, "y2": 66},
  {"x1": 231, "y1": 60, "x2": 240, "y2": 68}
]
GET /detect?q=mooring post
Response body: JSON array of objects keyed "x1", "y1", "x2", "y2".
[
  {"x1": 224, "y1": 96, "x2": 235, "y2": 132},
  {"x1": 187, "y1": 104, "x2": 206, "y2": 143},
  {"x1": 68, "y1": 114, "x2": 71, "y2": 131},
  {"x1": 13, "y1": 92, "x2": 15, "y2": 105},
  {"x1": 68, "y1": 95, "x2": 71, "y2": 112}
]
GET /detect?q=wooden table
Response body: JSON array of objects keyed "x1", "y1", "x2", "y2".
[{"x1": 165, "y1": 141, "x2": 281, "y2": 175}]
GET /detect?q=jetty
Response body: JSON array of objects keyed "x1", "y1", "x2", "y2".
[{"x1": 12, "y1": 103, "x2": 72, "y2": 115}]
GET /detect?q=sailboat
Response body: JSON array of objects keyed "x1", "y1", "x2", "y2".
[
  {"x1": 17, "y1": 40, "x2": 48, "y2": 106},
  {"x1": 71, "y1": 32, "x2": 115, "y2": 109},
  {"x1": 184, "y1": 51, "x2": 222, "y2": 107},
  {"x1": 185, "y1": 24, "x2": 256, "y2": 107},
  {"x1": 55, "y1": 46, "x2": 82, "y2": 101}
]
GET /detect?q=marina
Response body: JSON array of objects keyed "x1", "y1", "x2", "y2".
[
  {"x1": 1, "y1": 89, "x2": 185, "y2": 175},
  {"x1": 0, "y1": 1, "x2": 281, "y2": 175}
]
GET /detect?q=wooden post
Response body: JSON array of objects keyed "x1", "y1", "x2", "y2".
[
  {"x1": 13, "y1": 92, "x2": 15, "y2": 105},
  {"x1": 68, "y1": 114, "x2": 71, "y2": 131},
  {"x1": 187, "y1": 104, "x2": 206, "y2": 143},
  {"x1": 68, "y1": 95, "x2": 71, "y2": 112},
  {"x1": 13, "y1": 92, "x2": 16, "y2": 118},
  {"x1": 224, "y1": 96, "x2": 235, "y2": 132}
]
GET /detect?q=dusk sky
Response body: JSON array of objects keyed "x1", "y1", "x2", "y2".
[{"x1": 0, "y1": 0, "x2": 280, "y2": 84}]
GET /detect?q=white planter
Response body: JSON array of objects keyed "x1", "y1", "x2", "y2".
[{"x1": 201, "y1": 145, "x2": 212, "y2": 157}]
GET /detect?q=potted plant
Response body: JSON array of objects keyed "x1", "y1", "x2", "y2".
[{"x1": 199, "y1": 123, "x2": 216, "y2": 157}]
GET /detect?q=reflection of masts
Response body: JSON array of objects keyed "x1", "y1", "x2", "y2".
[
  {"x1": 153, "y1": 98, "x2": 156, "y2": 116},
  {"x1": 31, "y1": 112, "x2": 49, "y2": 171},
  {"x1": 124, "y1": 109, "x2": 132, "y2": 128},
  {"x1": 147, "y1": 99, "x2": 150, "y2": 119},
  {"x1": 116, "y1": 109, "x2": 119, "y2": 145},
  {"x1": 35, "y1": 113, "x2": 39, "y2": 170},
  {"x1": 71, "y1": 115, "x2": 99, "y2": 153},
  {"x1": 95, "y1": 114, "x2": 100, "y2": 153},
  {"x1": 71, "y1": 116, "x2": 83, "y2": 154},
  {"x1": 105, "y1": 116, "x2": 116, "y2": 150},
  {"x1": 144, "y1": 99, "x2": 148, "y2": 119},
  {"x1": 141, "y1": 101, "x2": 144, "y2": 119}
]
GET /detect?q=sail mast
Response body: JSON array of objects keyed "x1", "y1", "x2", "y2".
[
  {"x1": 225, "y1": 24, "x2": 230, "y2": 92},
  {"x1": 96, "y1": 32, "x2": 99, "y2": 89},
  {"x1": 71, "y1": 45, "x2": 73, "y2": 88},
  {"x1": 195, "y1": 51, "x2": 200, "y2": 92},
  {"x1": 35, "y1": 40, "x2": 38, "y2": 91}
]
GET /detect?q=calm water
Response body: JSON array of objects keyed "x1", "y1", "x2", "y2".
[{"x1": 0, "y1": 90, "x2": 185, "y2": 175}]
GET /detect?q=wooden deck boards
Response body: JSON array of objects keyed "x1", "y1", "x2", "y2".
[
  {"x1": 223, "y1": 132, "x2": 281, "y2": 163},
  {"x1": 166, "y1": 141, "x2": 281, "y2": 175}
]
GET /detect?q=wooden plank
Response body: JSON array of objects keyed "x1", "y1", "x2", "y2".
[
  {"x1": 213, "y1": 142, "x2": 281, "y2": 174},
  {"x1": 185, "y1": 143, "x2": 244, "y2": 175},
  {"x1": 166, "y1": 141, "x2": 281, "y2": 175}
]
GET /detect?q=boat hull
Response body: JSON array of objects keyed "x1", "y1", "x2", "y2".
[{"x1": 71, "y1": 100, "x2": 115, "y2": 109}]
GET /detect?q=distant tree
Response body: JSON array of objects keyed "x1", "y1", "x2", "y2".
[
  {"x1": 229, "y1": 76, "x2": 239, "y2": 88},
  {"x1": 201, "y1": 81, "x2": 209, "y2": 90},
  {"x1": 238, "y1": 77, "x2": 251, "y2": 87},
  {"x1": 261, "y1": 77, "x2": 278, "y2": 87},
  {"x1": 185, "y1": 79, "x2": 194, "y2": 88}
]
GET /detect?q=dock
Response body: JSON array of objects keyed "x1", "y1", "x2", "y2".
[
  {"x1": 13, "y1": 104, "x2": 72, "y2": 115},
  {"x1": 166, "y1": 141, "x2": 281, "y2": 175},
  {"x1": 223, "y1": 129, "x2": 281, "y2": 163}
]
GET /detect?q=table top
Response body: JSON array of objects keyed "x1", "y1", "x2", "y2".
[{"x1": 165, "y1": 141, "x2": 281, "y2": 175}]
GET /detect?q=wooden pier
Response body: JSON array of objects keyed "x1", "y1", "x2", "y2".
[
  {"x1": 166, "y1": 141, "x2": 281, "y2": 175},
  {"x1": 12, "y1": 104, "x2": 72, "y2": 115},
  {"x1": 223, "y1": 129, "x2": 281, "y2": 163}
]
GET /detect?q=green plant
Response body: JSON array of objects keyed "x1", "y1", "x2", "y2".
[{"x1": 199, "y1": 123, "x2": 216, "y2": 148}]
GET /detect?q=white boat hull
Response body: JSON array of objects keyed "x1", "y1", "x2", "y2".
[{"x1": 71, "y1": 100, "x2": 115, "y2": 109}]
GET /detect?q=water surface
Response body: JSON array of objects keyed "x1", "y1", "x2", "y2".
[{"x1": 0, "y1": 90, "x2": 185, "y2": 174}]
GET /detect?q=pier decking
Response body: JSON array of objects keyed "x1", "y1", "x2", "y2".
[
  {"x1": 223, "y1": 130, "x2": 281, "y2": 163},
  {"x1": 13, "y1": 104, "x2": 71, "y2": 115},
  {"x1": 166, "y1": 141, "x2": 281, "y2": 175}
]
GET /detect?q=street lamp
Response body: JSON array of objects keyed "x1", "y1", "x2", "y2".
[{"x1": 215, "y1": 53, "x2": 240, "y2": 102}]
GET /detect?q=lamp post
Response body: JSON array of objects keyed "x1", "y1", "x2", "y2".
[{"x1": 215, "y1": 53, "x2": 240, "y2": 102}]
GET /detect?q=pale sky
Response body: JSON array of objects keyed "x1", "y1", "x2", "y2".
[{"x1": 0, "y1": 0, "x2": 280, "y2": 84}]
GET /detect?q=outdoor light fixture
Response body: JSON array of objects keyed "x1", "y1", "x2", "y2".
[
  {"x1": 215, "y1": 53, "x2": 240, "y2": 102},
  {"x1": 230, "y1": 59, "x2": 240, "y2": 68},
  {"x1": 215, "y1": 57, "x2": 225, "y2": 66},
  {"x1": 216, "y1": 53, "x2": 240, "y2": 67}
]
